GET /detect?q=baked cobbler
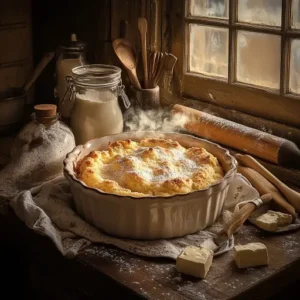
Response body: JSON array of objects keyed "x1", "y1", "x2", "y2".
[{"x1": 76, "y1": 138, "x2": 224, "y2": 197}]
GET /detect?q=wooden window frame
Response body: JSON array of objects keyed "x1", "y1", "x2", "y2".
[{"x1": 170, "y1": 0, "x2": 300, "y2": 128}]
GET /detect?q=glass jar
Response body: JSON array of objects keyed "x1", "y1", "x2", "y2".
[
  {"x1": 55, "y1": 33, "x2": 87, "y2": 119},
  {"x1": 64, "y1": 64, "x2": 130, "y2": 145}
]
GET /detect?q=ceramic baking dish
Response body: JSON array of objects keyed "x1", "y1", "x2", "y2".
[{"x1": 63, "y1": 131, "x2": 237, "y2": 239}]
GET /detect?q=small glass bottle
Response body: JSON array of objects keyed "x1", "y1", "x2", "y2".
[
  {"x1": 64, "y1": 64, "x2": 131, "y2": 145},
  {"x1": 55, "y1": 33, "x2": 87, "y2": 120}
]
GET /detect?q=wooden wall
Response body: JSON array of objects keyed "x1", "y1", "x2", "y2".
[{"x1": 0, "y1": 0, "x2": 33, "y2": 103}]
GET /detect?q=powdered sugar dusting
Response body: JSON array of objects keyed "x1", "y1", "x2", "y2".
[{"x1": 103, "y1": 146, "x2": 199, "y2": 183}]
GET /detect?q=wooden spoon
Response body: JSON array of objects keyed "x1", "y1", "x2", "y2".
[
  {"x1": 112, "y1": 38, "x2": 141, "y2": 89},
  {"x1": 238, "y1": 165, "x2": 297, "y2": 218},
  {"x1": 236, "y1": 154, "x2": 300, "y2": 213},
  {"x1": 23, "y1": 52, "x2": 54, "y2": 92},
  {"x1": 138, "y1": 17, "x2": 148, "y2": 88}
]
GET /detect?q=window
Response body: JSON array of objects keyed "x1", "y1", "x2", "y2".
[{"x1": 171, "y1": 0, "x2": 300, "y2": 127}]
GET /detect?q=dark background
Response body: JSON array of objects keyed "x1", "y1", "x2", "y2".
[{"x1": 31, "y1": 0, "x2": 107, "y2": 105}]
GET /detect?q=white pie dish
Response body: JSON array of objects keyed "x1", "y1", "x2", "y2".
[{"x1": 63, "y1": 131, "x2": 237, "y2": 239}]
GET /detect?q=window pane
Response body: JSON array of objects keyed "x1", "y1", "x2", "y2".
[
  {"x1": 237, "y1": 31, "x2": 281, "y2": 90},
  {"x1": 238, "y1": 0, "x2": 282, "y2": 27},
  {"x1": 289, "y1": 39, "x2": 300, "y2": 94},
  {"x1": 292, "y1": 0, "x2": 300, "y2": 29},
  {"x1": 189, "y1": 0, "x2": 228, "y2": 19},
  {"x1": 189, "y1": 24, "x2": 228, "y2": 78}
]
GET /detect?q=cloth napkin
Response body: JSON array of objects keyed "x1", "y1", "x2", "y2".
[{"x1": 10, "y1": 174, "x2": 259, "y2": 259}]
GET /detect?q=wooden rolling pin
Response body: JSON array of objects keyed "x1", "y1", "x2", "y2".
[
  {"x1": 236, "y1": 154, "x2": 300, "y2": 213},
  {"x1": 172, "y1": 104, "x2": 300, "y2": 168},
  {"x1": 237, "y1": 165, "x2": 297, "y2": 218}
]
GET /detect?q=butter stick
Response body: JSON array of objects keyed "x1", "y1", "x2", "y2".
[
  {"x1": 251, "y1": 210, "x2": 293, "y2": 232},
  {"x1": 234, "y1": 242, "x2": 269, "y2": 268},
  {"x1": 176, "y1": 246, "x2": 213, "y2": 278}
]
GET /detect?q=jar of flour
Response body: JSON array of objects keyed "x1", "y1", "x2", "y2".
[
  {"x1": 55, "y1": 33, "x2": 87, "y2": 119},
  {"x1": 65, "y1": 64, "x2": 130, "y2": 145}
]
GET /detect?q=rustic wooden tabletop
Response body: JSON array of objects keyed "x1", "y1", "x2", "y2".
[
  {"x1": 77, "y1": 222, "x2": 300, "y2": 300},
  {"x1": 1, "y1": 135, "x2": 300, "y2": 299},
  {"x1": 1, "y1": 206, "x2": 300, "y2": 300}
]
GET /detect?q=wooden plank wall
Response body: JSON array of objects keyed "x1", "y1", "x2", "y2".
[{"x1": 0, "y1": 0, "x2": 33, "y2": 103}]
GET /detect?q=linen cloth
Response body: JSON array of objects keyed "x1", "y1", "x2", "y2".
[{"x1": 10, "y1": 174, "x2": 260, "y2": 259}]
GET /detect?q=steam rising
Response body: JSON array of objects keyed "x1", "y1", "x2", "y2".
[{"x1": 124, "y1": 108, "x2": 188, "y2": 132}]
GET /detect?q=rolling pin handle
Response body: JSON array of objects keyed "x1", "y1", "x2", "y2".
[{"x1": 278, "y1": 140, "x2": 300, "y2": 168}]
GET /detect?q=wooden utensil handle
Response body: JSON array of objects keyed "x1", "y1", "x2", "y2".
[
  {"x1": 23, "y1": 52, "x2": 54, "y2": 92},
  {"x1": 236, "y1": 154, "x2": 300, "y2": 212},
  {"x1": 172, "y1": 105, "x2": 300, "y2": 166},
  {"x1": 223, "y1": 194, "x2": 272, "y2": 236},
  {"x1": 238, "y1": 165, "x2": 297, "y2": 218},
  {"x1": 140, "y1": 34, "x2": 148, "y2": 88},
  {"x1": 128, "y1": 70, "x2": 141, "y2": 89},
  {"x1": 138, "y1": 17, "x2": 148, "y2": 89}
]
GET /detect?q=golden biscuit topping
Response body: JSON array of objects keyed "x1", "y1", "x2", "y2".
[{"x1": 77, "y1": 138, "x2": 224, "y2": 197}]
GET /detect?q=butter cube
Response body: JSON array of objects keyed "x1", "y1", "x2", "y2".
[
  {"x1": 251, "y1": 210, "x2": 292, "y2": 232},
  {"x1": 234, "y1": 242, "x2": 269, "y2": 268},
  {"x1": 176, "y1": 246, "x2": 213, "y2": 278},
  {"x1": 270, "y1": 210, "x2": 292, "y2": 226}
]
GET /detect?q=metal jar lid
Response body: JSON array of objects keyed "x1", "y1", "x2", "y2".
[{"x1": 60, "y1": 33, "x2": 86, "y2": 52}]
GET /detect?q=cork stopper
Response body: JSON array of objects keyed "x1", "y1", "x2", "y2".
[{"x1": 34, "y1": 104, "x2": 57, "y2": 118}]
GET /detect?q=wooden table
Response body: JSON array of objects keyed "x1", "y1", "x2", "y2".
[
  {"x1": 1, "y1": 202, "x2": 300, "y2": 300},
  {"x1": 1, "y1": 136, "x2": 300, "y2": 299},
  {"x1": 76, "y1": 225, "x2": 300, "y2": 299},
  {"x1": 79, "y1": 225, "x2": 300, "y2": 300}
]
